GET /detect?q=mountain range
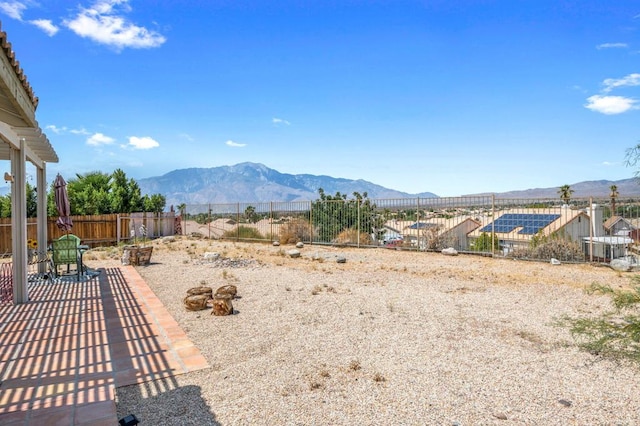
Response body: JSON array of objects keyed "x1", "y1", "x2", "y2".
[
  {"x1": 136, "y1": 162, "x2": 638, "y2": 207},
  {"x1": 136, "y1": 162, "x2": 437, "y2": 206}
]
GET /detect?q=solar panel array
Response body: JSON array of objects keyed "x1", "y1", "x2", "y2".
[
  {"x1": 479, "y1": 213, "x2": 561, "y2": 235},
  {"x1": 408, "y1": 222, "x2": 438, "y2": 230}
]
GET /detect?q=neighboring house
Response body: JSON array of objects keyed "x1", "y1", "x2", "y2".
[
  {"x1": 583, "y1": 209, "x2": 634, "y2": 261},
  {"x1": 583, "y1": 236, "x2": 633, "y2": 262},
  {"x1": 603, "y1": 216, "x2": 635, "y2": 237},
  {"x1": 388, "y1": 217, "x2": 482, "y2": 251},
  {"x1": 467, "y1": 207, "x2": 591, "y2": 254}
]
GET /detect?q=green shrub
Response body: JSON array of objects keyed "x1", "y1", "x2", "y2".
[
  {"x1": 222, "y1": 226, "x2": 264, "y2": 240},
  {"x1": 471, "y1": 232, "x2": 500, "y2": 252},
  {"x1": 559, "y1": 279, "x2": 640, "y2": 363}
]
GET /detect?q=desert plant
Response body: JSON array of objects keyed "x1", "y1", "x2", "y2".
[
  {"x1": 222, "y1": 226, "x2": 264, "y2": 240},
  {"x1": 560, "y1": 279, "x2": 640, "y2": 363},
  {"x1": 511, "y1": 236, "x2": 584, "y2": 262},
  {"x1": 471, "y1": 232, "x2": 500, "y2": 253},
  {"x1": 334, "y1": 228, "x2": 372, "y2": 245},
  {"x1": 421, "y1": 225, "x2": 457, "y2": 251},
  {"x1": 279, "y1": 218, "x2": 313, "y2": 244}
]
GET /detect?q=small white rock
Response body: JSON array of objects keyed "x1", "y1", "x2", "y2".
[{"x1": 203, "y1": 252, "x2": 220, "y2": 260}]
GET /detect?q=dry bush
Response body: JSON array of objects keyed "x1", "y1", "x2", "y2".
[
  {"x1": 510, "y1": 238, "x2": 585, "y2": 262},
  {"x1": 420, "y1": 226, "x2": 458, "y2": 251},
  {"x1": 279, "y1": 218, "x2": 313, "y2": 244},
  {"x1": 334, "y1": 228, "x2": 372, "y2": 245}
]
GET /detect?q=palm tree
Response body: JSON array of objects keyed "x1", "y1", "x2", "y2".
[
  {"x1": 176, "y1": 203, "x2": 186, "y2": 217},
  {"x1": 609, "y1": 185, "x2": 619, "y2": 216},
  {"x1": 558, "y1": 184, "x2": 574, "y2": 205}
]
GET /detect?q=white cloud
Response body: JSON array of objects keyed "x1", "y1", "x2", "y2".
[
  {"x1": 602, "y1": 161, "x2": 616, "y2": 166},
  {"x1": 272, "y1": 117, "x2": 291, "y2": 126},
  {"x1": 45, "y1": 124, "x2": 67, "y2": 134},
  {"x1": 596, "y1": 42, "x2": 628, "y2": 50},
  {"x1": 128, "y1": 136, "x2": 159, "y2": 149},
  {"x1": 602, "y1": 73, "x2": 640, "y2": 93},
  {"x1": 0, "y1": 1, "x2": 26, "y2": 20},
  {"x1": 29, "y1": 19, "x2": 59, "y2": 36},
  {"x1": 70, "y1": 127, "x2": 90, "y2": 135},
  {"x1": 585, "y1": 95, "x2": 638, "y2": 114},
  {"x1": 63, "y1": 0, "x2": 166, "y2": 51},
  {"x1": 47, "y1": 125, "x2": 92, "y2": 135},
  {"x1": 179, "y1": 133, "x2": 194, "y2": 141},
  {"x1": 87, "y1": 132, "x2": 115, "y2": 146},
  {"x1": 226, "y1": 140, "x2": 246, "y2": 148}
]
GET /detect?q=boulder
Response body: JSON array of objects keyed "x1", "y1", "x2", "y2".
[
  {"x1": 287, "y1": 249, "x2": 301, "y2": 258},
  {"x1": 336, "y1": 256, "x2": 347, "y2": 264},
  {"x1": 610, "y1": 258, "x2": 633, "y2": 272},
  {"x1": 550, "y1": 258, "x2": 561, "y2": 265},
  {"x1": 442, "y1": 247, "x2": 458, "y2": 256},
  {"x1": 272, "y1": 241, "x2": 281, "y2": 246},
  {"x1": 296, "y1": 242, "x2": 304, "y2": 248}
]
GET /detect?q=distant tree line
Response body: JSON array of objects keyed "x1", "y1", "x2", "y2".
[{"x1": 0, "y1": 168, "x2": 166, "y2": 218}]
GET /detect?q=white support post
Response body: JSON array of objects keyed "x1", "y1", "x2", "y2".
[
  {"x1": 11, "y1": 138, "x2": 28, "y2": 304},
  {"x1": 37, "y1": 164, "x2": 47, "y2": 274}
]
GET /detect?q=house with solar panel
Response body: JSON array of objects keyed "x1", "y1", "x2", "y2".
[
  {"x1": 467, "y1": 207, "x2": 591, "y2": 255},
  {"x1": 386, "y1": 217, "x2": 482, "y2": 251}
]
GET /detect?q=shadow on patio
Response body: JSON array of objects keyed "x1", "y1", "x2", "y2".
[{"x1": 0, "y1": 265, "x2": 213, "y2": 425}]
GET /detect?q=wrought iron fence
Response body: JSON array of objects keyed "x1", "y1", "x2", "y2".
[{"x1": 183, "y1": 195, "x2": 640, "y2": 263}]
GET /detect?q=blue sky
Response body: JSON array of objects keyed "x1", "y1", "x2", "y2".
[{"x1": 0, "y1": 0, "x2": 639, "y2": 197}]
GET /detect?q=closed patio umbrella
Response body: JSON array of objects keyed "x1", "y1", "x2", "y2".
[{"x1": 54, "y1": 174, "x2": 73, "y2": 232}]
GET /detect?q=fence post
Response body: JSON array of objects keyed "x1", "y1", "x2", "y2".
[
  {"x1": 589, "y1": 197, "x2": 593, "y2": 262},
  {"x1": 116, "y1": 214, "x2": 121, "y2": 244},
  {"x1": 236, "y1": 203, "x2": 240, "y2": 241},
  {"x1": 491, "y1": 194, "x2": 496, "y2": 256},
  {"x1": 309, "y1": 201, "x2": 313, "y2": 244},
  {"x1": 357, "y1": 198, "x2": 361, "y2": 248}
]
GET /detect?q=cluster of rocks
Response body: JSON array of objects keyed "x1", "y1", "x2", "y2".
[
  {"x1": 278, "y1": 241, "x2": 347, "y2": 264},
  {"x1": 183, "y1": 284, "x2": 238, "y2": 316},
  {"x1": 198, "y1": 252, "x2": 259, "y2": 268}
]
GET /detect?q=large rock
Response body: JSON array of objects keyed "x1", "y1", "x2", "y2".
[
  {"x1": 287, "y1": 249, "x2": 301, "y2": 258},
  {"x1": 296, "y1": 242, "x2": 304, "y2": 248},
  {"x1": 610, "y1": 258, "x2": 633, "y2": 272},
  {"x1": 442, "y1": 247, "x2": 458, "y2": 256}
]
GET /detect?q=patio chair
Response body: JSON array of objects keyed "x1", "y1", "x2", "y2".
[{"x1": 50, "y1": 234, "x2": 84, "y2": 279}]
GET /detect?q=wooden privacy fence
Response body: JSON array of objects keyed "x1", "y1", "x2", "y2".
[{"x1": 0, "y1": 212, "x2": 176, "y2": 254}]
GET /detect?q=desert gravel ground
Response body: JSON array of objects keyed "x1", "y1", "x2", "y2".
[{"x1": 85, "y1": 237, "x2": 640, "y2": 425}]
